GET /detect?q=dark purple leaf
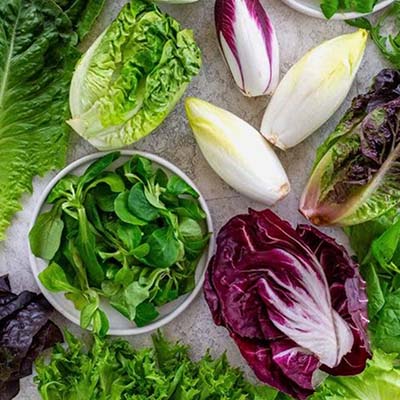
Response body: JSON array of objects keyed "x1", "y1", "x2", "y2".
[
  {"x1": 0, "y1": 380, "x2": 19, "y2": 400},
  {"x1": 19, "y1": 321, "x2": 64, "y2": 377},
  {"x1": 0, "y1": 292, "x2": 37, "y2": 325},
  {"x1": 0, "y1": 276, "x2": 63, "y2": 400},
  {"x1": 0, "y1": 275, "x2": 11, "y2": 292}
]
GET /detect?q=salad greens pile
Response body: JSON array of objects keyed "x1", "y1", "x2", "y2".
[
  {"x1": 29, "y1": 152, "x2": 210, "y2": 335},
  {"x1": 320, "y1": 0, "x2": 378, "y2": 19},
  {"x1": 34, "y1": 331, "x2": 278, "y2": 400},
  {"x1": 68, "y1": 0, "x2": 202, "y2": 150},
  {"x1": 0, "y1": 0, "x2": 104, "y2": 240}
]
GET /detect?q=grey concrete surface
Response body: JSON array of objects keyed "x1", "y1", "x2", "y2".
[{"x1": 0, "y1": 0, "x2": 388, "y2": 397}]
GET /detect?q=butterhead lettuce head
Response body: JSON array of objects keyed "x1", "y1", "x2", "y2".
[{"x1": 68, "y1": 0, "x2": 201, "y2": 150}]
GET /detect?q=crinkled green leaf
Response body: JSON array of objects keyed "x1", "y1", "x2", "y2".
[
  {"x1": 35, "y1": 331, "x2": 277, "y2": 400},
  {"x1": 0, "y1": 0, "x2": 105, "y2": 240},
  {"x1": 68, "y1": 0, "x2": 201, "y2": 150}
]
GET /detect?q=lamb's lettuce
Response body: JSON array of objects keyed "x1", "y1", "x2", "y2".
[
  {"x1": 68, "y1": 0, "x2": 202, "y2": 150},
  {"x1": 0, "y1": 0, "x2": 104, "y2": 240},
  {"x1": 348, "y1": 2, "x2": 400, "y2": 69}
]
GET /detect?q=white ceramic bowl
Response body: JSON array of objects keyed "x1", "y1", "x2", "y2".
[
  {"x1": 28, "y1": 150, "x2": 214, "y2": 336},
  {"x1": 281, "y1": 0, "x2": 394, "y2": 19}
]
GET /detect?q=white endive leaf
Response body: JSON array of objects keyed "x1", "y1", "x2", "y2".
[
  {"x1": 185, "y1": 97, "x2": 290, "y2": 204},
  {"x1": 215, "y1": 0, "x2": 279, "y2": 97},
  {"x1": 261, "y1": 29, "x2": 368, "y2": 150}
]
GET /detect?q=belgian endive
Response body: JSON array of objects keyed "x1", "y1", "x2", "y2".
[
  {"x1": 215, "y1": 0, "x2": 279, "y2": 97},
  {"x1": 185, "y1": 98, "x2": 289, "y2": 204},
  {"x1": 261, "y1": 29, "x2": 368, "y2": 150}
]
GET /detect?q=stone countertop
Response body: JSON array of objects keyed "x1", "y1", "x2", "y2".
[{"x1": 0, "y1": 0, "x2": 387, "y2": 398}]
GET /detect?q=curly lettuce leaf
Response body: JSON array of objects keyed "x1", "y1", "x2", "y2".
[
  {"x1": 35, "y1": 331, "x2": 277, "y2": 400},
  {"x1": 68, "y1": 0, "x2": 202, "y2": 150},
  {"x1": 0, "y1": 0, "x2": 104, "y2": 240}
]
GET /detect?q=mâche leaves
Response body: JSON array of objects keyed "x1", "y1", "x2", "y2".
[
  {"x1": 30, "y1": 153, "x2": 210, "y2": 335},
  {"x1": 348, "y1": 2, "x2": 400, "y2": 68},
  {"x1": 0, "y1": 0, "x2": 105, "y2": 240},
  {"x1": 29, "y1": 208, "x2": 64, "y2": 261}
]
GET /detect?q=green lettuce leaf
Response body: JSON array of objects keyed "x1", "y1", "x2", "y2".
[
  {"x1": 311, "y1": 349, "x2": 400, "y2": 399},
  {"x1": 57, "y1": 0, "x2": 106, "y2": 40},
  {"x1": 345, "y1": 212, "x2": 400, "y2": 353},
  {"x1": 68, "y1": 0, "x2": 202, "y2": 150},
  {"x1": 0, "y1": 0, "x2": 104, "y2": 240},
  {"x1": 347, "y1": 2, "x2": 400, "y2": 69},
  {"x1": 35, "y1": 331, "x2": 278, "y2": 400}
]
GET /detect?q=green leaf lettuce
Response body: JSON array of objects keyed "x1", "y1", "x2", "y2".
[
  {"x1": 311, "y1": 349, "x2": 400, "y2": 399},
  {"x1": 68, "y1": 0, "x2": 202, "y2": 150},
  {"x1": 0, "y1": 0, "x2": 104, "y2": 240}
]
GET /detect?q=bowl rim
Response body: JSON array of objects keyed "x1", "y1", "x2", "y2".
[
  {"x1": 280, "y1": 0, "x2": 394, "y2": 20},
  {"x1": 28, "y1": 150, "x2": 214, "y2": 336}
]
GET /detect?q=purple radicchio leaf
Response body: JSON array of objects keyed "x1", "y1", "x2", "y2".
[
  {"x1": 204, "y1": 209, "x2": 370, "y2": 399},
  {"x1": 214, "y1": 0, "x2": 279, "y2": 97},
  {"x1": 297, "y1": 225, "x2": 370, "y2": 375}
]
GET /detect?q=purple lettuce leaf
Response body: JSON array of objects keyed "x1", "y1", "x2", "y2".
[
  {"x1": 300, "y1": 69, "x2": 400, "y2": 226},
  {"x1": 0, "y1": 275, "x2": 63, "y2": 400},
  {"x1": 0, "y1": 275, "x2": 11, "y2": 292}
]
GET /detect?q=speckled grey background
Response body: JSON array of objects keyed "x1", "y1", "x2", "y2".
[{"x1": 1, "y1": 0, "x2": 389, "y2": 397}]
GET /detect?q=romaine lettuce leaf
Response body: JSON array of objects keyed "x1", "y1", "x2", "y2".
[
  {"x1": 56, "y1": 0, "x2": 106, "y2": 40},
  {"x1": 68, "y1": 0, "x2": 202, "y2": 150},
  {"x1": 0, "y1": 0, "x2": 104, "y2": 240},
  {"x1": 301, "y1": 69, "x2": 400, "y2": 226}
]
